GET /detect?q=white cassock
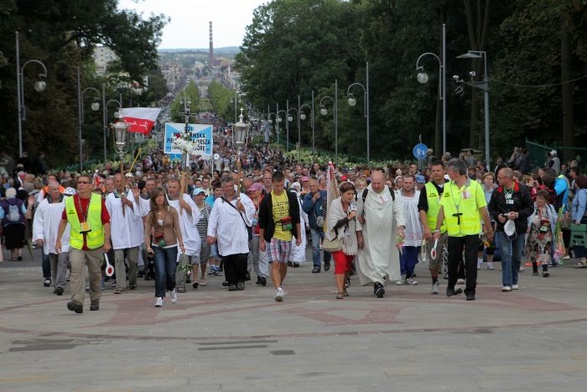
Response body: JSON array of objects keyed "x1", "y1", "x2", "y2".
[
  {"x1": 168, "y1": 194, "x2": 201, "y2": 257},
  {"x1": 207, "y1": 193, "x2": 255, "y2": 257},
  {"x1": 355, "y1": 184, "x2": 406, "y2": 285},
  {"x1": 32, "y1": 197, "x2": 70, "y2": 254},
  {"x1": 138, "y1": 194, "x2": 152, "y2": 218},
  {"x1": 106, "y1": 190, "x2": 144, "y2": 250},
  {"x1": 289, "y1": 195, "x2": 308, "y2": 263},
  {"x1": 397, "y1": 190, "x2": 423, "y2": 247}
]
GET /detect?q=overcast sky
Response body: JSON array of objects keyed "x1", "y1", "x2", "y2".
[{"x1": 118, "y1": 0, "x2": 269, "y2": 49}]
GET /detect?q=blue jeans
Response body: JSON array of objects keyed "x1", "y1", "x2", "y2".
[
  {"x1": 399, "y1": 246, "x2": 420, "y2": 278},
  {"x1": 310, "y1": 228, "x2": 331, "y2": 269},
  {"x1": 153, "y1": 246, "x2": 178, "y2": 298},
  {"x1": 42, "y1": 252, "x2": 51, "y2": 280},
  {"x1": 496, "y1": 231, "x2": 525, "y2": 287}
]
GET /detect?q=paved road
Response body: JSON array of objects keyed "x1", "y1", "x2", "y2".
[{"x1": 1, "y1": 246, "x2": 587, "y2": 391}]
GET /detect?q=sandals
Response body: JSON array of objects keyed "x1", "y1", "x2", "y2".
[{"x1": 336, "y1": 291, "x2": 350, "y2": 299}]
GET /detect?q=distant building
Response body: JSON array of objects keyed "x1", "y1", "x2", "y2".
[{"x1": 93, "y1": 46, "x2": 118, "y2": 75}]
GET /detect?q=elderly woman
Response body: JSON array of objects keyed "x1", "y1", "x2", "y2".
[
  {"x1": 0, "y1": 188, "x2": 27, "y2": 261},
  {"x1": 326, "y1": 182, "x2": 358, "y2": 299}
]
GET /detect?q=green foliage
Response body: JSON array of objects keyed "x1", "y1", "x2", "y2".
[
  {"x1": 169, "y1": 81, "x2": 200, "y2": 122},
  {"x1": 208, "y1": 81, "x2": 234, "y2": 122},
  {"x1": 0, "y1": 0, "x2": 167, "y2": 167}
]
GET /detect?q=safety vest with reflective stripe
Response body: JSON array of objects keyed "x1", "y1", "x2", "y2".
[
  {"x1": 440, "y1": 179, "x2": 485, "y2": 237},
  {"x1": 425, "y1": 182, "x2": 446, "y2": 233},
  {"x1": 65, "y1": 193, "x2": 105, "y2": 250}
]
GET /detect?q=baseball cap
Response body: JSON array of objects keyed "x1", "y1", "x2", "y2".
[
  {"x1": 248, "y1": 182, "x2": 263, "y2": 192},
  {"x1": 300, "y1": 176, "x2": 310, "y2": 183},
  {"x1": 63, "y1": 187, "x2": 77, "y2": 196},
  {"x1": 415, "y1": 174, "x2": 426, "y2": 183},
  {"x1": 192, "y1": 187, "x2": 206, "y2": 196}
]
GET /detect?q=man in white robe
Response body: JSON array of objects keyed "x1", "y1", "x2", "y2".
[
  {"x1": 32, "y1": 181, "x2": 71, "y2": 295},
  {"x1": 356, "y1": 170, "x2": 406, "y2": 298},
  {"x1": 166, "y1": 178, "x2": 201, "y2": 292},
  {"x1": 106, "y1": 173, "x2": 143, "y2": 294},
  {"x1": 207, "y1": 176, "x2": 255, "y2": 291}
]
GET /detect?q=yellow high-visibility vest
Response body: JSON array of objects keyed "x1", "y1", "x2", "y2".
[
  {"x1": 425, "y1": 182, "x2": 446, "y2": 233},
  {"x1": 440, "y1": 179, "x2": 485, "y2": 237},
  {"x1": 65, "y1": 193, "x2": 105, "y2": 250}
]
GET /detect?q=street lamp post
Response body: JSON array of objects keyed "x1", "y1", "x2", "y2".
[
  {"x1": 320, "y1": 80, "x2": 339, "y2": 162},
  {"x1": 297, "y1": 95, "x2": 312, "y2": 161},
  {"x1": 233, "y1": 108, "x2": 249, "y2": 172},
  {"x1": 286, "y1": 100, "x2": 290, "y2": 152},
  {"x1": 102, "y1": 83, "x2": 122, "y2": 163},
  {"x1": 347, "y1": 63, "x2": 370, "y2": 162},
  {"x1": 15, "y1": 31, "x2": 48, "y2": 158},
  {"x1": 457, "y1": 50, "x2": 490, "y2": 171},
  {"x1": 77, "y1": 67, "x2": 101, "y2": 172},
  {"x1": 276, "y1": 107, "x2": 286, "y2": 148},
  {"x1": 415, "y1": 24, "x2": 446, "y2": 155}
]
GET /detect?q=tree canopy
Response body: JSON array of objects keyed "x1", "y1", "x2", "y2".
[
  {"x1": 0, "y1": 0, "x2": 168, "y2": 166},
  {"x1": 236, "y1": 0, "x2": 587, "y2": 163}
]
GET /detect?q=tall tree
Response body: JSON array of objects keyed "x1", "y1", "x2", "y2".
[{"x1": 0, "y1": 0, "x2": 167, "y2": 166}]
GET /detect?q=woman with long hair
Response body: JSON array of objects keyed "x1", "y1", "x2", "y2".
[
  {"x1": 144, "y1": 187, "x2": 185, "y2": 307},
  {"x1": 326, "y1": 182, "x2": 358, "y2": 299}
]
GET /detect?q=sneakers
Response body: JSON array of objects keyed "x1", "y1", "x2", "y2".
[
  {"x1": 53, "y1": 286, "x2": 64, "y2": 296},
  {"x1": 311, "y1": 267, "x2": 320, "y2": 273},
  {"x1": 374, "y1": 282, "x2": 385, "y2": 298},
  {"x1": 542, "y1": 271, "x2": 550, "y2": 277},
  {"x1": 177, "y1": 287, "x2": 187, "y2": 293},
  {"x1": 456, "y1": 278, "x2": 465, "y2": 285},
  {"x1": 67, "y1": 300, "x2": 83, "y2": 314},
  {"x1": 431, "y1": 282, "x2": 440, "y2": 294},
  {"x1": 487, "y1": 263, "x2": 495, "y2": 270},
  {"x1": 274, "y1": 287, "x2": 285, "y2": 302},
  {"x1": 502, "y1": 286, "x2": 512, "y2": 292},
  {"x1": 236, "y1": 282, "x2": 245, "y2": 290},
  {"x1": 259, "y1": 276, "x2": 267, "y2": 286},
  {"x1": 228, "y1": 284, "x2": 238, "y2": 291},
  {"x1": 395, "y1": 275, "x2": 406, "y2": 285},
  {"x1": 43, "y1": 278, "x2": 51, "y2": 287},
  {"x1": 512, "y1": 284, "x2": 519, "y2": 290},
  {"x1": 324, "y1": 262, "x2": 331, "y2": 271},
  {"x1": 169, "y1": 289, "x2": 177, "y2": 303},
  {"x1": 90, "y1": 300, "x2": 99, "y2": 311},
  {"x1": 155, "y1": 297, "x2": 163, "y2": 307},
  {"x1": 406, "y1": 278, "x2": 418, "y2": 286}
]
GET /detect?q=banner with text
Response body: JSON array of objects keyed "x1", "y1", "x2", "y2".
[{"x1": 164, "y1": 123, "x2": 214, "y2": 160}]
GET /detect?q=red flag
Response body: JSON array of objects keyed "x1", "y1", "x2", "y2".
[{"x1": 120, "y1": 107, "x2": 161, "y2": 135}]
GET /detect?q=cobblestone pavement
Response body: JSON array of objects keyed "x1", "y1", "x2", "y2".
[{"x1": 1, "y1": 247, "x2": 586, "y2": 391}]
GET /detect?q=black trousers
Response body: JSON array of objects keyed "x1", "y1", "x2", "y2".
[
  {"x1": 223, "y1": 253, "x2": 249, "y2": 285},
  {"x1": 447, "y1": 235, "x2": 480, "y2": 295}
]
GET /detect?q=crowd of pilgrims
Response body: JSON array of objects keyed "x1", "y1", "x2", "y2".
[{"x1": 1, "y1": 143, "x2": 585, "y2": 307}]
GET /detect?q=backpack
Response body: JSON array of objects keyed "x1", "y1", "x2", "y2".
[
  {"x1": 362, "y1": 186, "x2": 395, "y2": 204},
  {"x1": 7, "y1": 204, "x2": 21, "y2": 222}
]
